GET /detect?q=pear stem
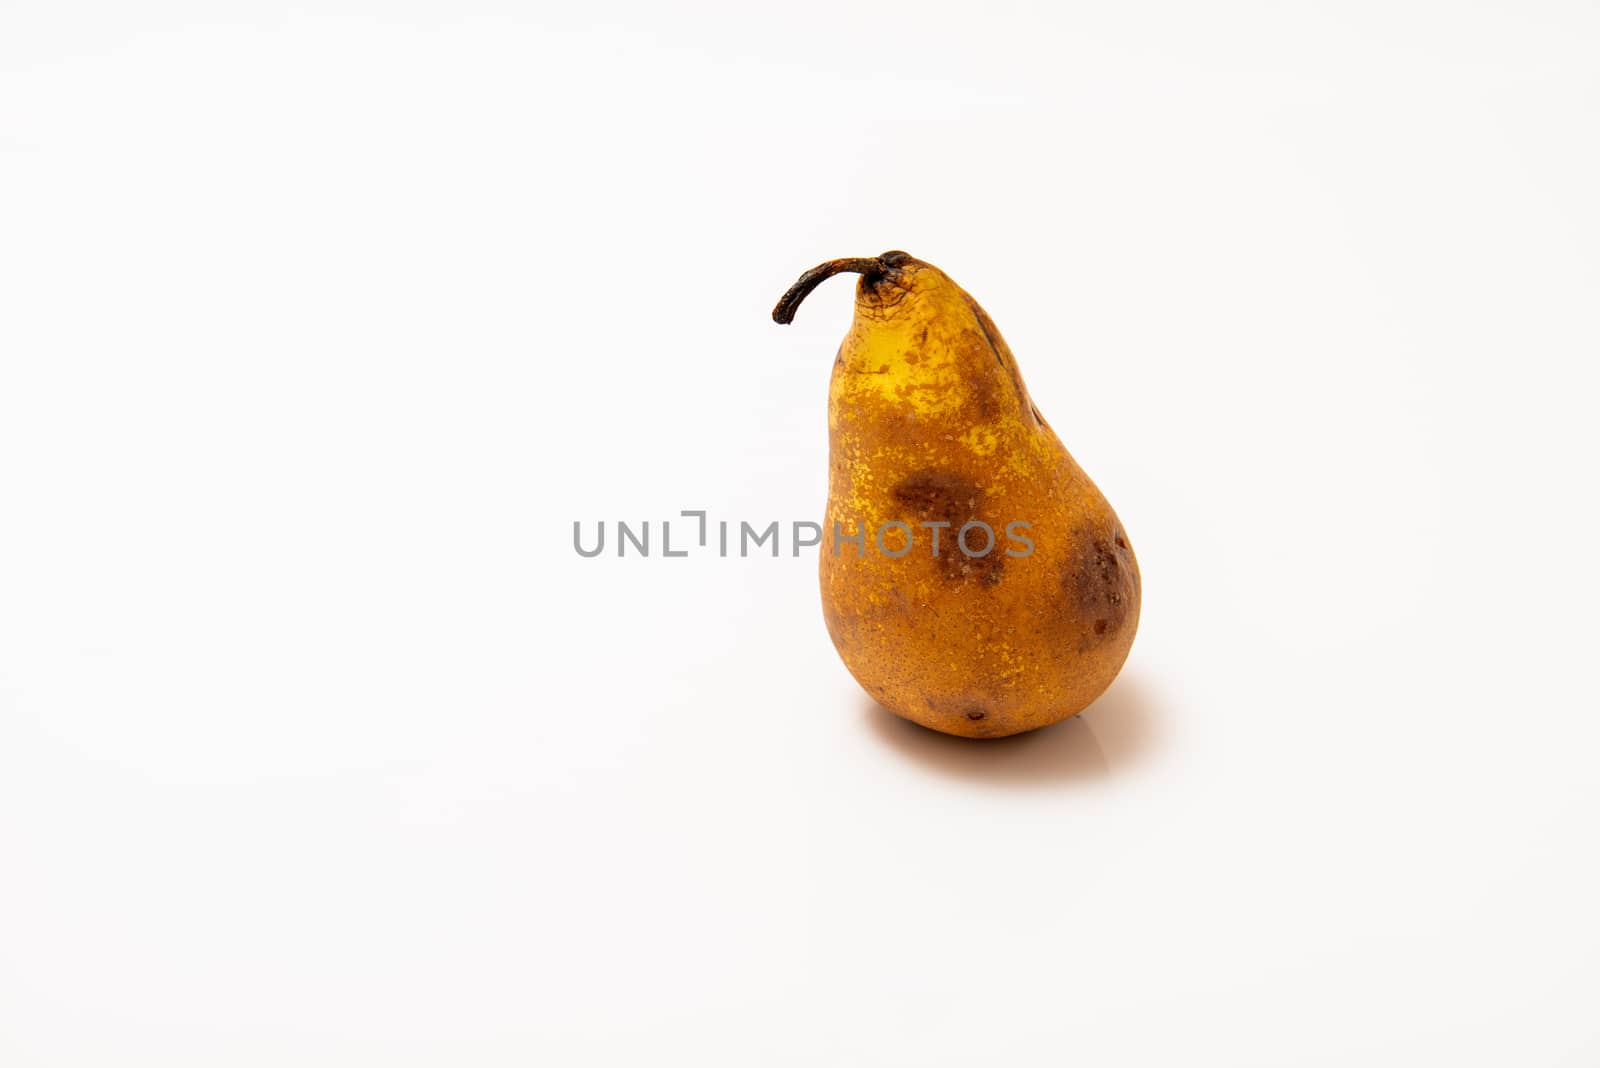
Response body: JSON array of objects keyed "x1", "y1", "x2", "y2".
[{"x1": 771, "y1": 256, "x2": 888, "y2": 324}]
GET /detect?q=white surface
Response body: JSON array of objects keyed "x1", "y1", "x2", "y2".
[{"x1": 3, "y1": 3, "x2": 1598, "y2": 1065}]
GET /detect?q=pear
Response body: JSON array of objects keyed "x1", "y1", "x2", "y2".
[{"x1": 773, "y1": 251, "x2": 1139, "y2": 738}]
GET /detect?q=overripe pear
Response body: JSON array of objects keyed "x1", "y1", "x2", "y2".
[{"x1": 773, "y1": 251, "x2": 1139, "y2": 738}]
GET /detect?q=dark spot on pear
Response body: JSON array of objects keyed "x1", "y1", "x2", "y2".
[
  {"x1": 891, "y1": 470, "x2": 1004, "y2": 586},
  {"x1": 892, "y1": 470, "x2": 981, "y2": 526},
  {"x1": 1065, "y1": 529, "x2": 1135, "y2": 644}
]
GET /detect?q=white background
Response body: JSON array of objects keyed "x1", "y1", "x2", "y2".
[{"x1": 3, "y1": 2, "x2": 1598, "y2": 1064}]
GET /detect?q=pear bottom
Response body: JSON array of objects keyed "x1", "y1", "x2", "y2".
[{"x1": 821, "y1": 508, "x2": 1140, "y2": 740}]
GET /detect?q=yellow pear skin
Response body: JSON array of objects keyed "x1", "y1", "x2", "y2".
[{"x1": 773, "y1": 252, "x2": 1139, "y2": 738}]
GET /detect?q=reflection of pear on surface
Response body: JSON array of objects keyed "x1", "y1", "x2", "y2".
[{"x1": 773, "y1": 252, "x2": 1140, "y2": 738}]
